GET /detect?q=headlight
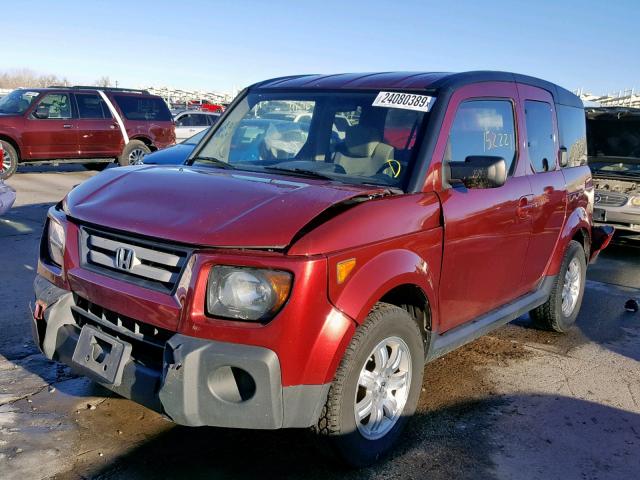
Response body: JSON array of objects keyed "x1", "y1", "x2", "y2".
[
  {"x1": 630, "y1": 196, "x2": 640, "y2": 207},
  {"x1": 206, "y1": 266, "x2": 292, "y2": 321},
  {"x1": 47, "y1": 216, "x2": 66, "y2": 267}
]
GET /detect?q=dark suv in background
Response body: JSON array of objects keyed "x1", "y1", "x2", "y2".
[{"x1": 0, "y1": 86, "x2": 175, "y2": 179}]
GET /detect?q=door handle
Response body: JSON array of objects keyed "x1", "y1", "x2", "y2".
[
  {"x1": 63, "y1": 124, "x2": 73, "y2": 129},
  {"x1": 517, "y1": 195, "x2": 534, "y2": 219},
  {"x1": 110, "y1": 124, "x2": 117, "y2": 129}
]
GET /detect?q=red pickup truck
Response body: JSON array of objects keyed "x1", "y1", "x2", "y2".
[
  {"x1": 0, "y1": 86, "x2": 175, "y2": 179},
  {"x1": 33, "y1": 71, "x2": 613, "y2": 466}
]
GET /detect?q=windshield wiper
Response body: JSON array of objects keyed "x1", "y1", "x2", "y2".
[
  {"x1": 190, "y1": 156, "x2": 235, "y2": 169},
  {"x1": 262, "y1": 166, "x2": 335, "y2": 180}
]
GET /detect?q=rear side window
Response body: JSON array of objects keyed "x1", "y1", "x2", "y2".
[
  {"x1": 75, "y1": 93, "x2": 112, "y2": 119},
  {"x1": 557, "y1": 105, "x2": 587, "y2": 167},
  {"x1": 445, "y1": 100, "x2": 517, "y2": 174},
  {"x1": 113, "y1": 95, "x2": 171, "y2": 121},
  {"x1": 525, "y1": 100, "x2": 556, "y2": 172}
]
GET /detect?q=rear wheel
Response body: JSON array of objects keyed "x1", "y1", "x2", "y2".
[
  {"x1": 0, "y1": 141, "x2": 18, "y2": 180},
  {"x1": 530, "y1": 240, "x2": 586, "y2": 332},
  {"x1": 315, "y1": 303, "x2": 424, "y2": 467},
  {"x1": 119, "y1": 140, "x2": 151, "y2": 166}
]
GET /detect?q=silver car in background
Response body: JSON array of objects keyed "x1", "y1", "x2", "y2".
[
  {"x1": 173, "y1": 110, "x2": 220, "y2": 141},
  {"x1": 587, "y1": 107, "x2": 640, "y2": 236}
]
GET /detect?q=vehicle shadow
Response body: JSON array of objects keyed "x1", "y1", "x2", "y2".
[
  {"x1": 507, "y1": 241, "x2": 640, "y2": 362},
  {"x1": 82, "y1": 392, "x2": 640, "y2": 480}
]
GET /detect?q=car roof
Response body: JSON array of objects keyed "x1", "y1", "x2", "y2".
[{"x1": 251, "y1": 71, "x2": 582, "y2": 108}]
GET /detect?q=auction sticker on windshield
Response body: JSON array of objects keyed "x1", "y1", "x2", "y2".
[{"x1": 372, "y1": 92, "x2": 435, "y2": 112}]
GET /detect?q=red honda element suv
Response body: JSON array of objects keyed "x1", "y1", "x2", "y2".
[{"x1": 33, "y1": 72, "x2": 613, "y2": 466}]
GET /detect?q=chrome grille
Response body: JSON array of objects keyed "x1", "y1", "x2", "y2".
[
  {"x1": 594, "y1": 191, "x2": 628, "y2": 207},
  {"x1": 79, "y1": 226, "x2": 192, "y2": 293}
]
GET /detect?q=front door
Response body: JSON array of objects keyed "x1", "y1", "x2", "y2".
[
  {"x1": 435, "y1": 83, "x2": 533, "y2": 332},
  {"x1": 517, "y1": 85, "x2": 567, "y2": 290},
  {"x1": 23, "y1": 93, "x2": 79, "y2": 159}
]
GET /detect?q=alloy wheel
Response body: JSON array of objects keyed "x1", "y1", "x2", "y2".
[
  {"x1": 128, "y1": 148, "x2": 146, "y2": 165},
  {"x1": 1, "y1": 148, "x2": 12, "y2": 174},
  {"x1": 354, "y1": 336, "x2": 412, "y2": 440},
  {"x1": 562, "y1": 257, "x2": 581, "y2": 316}
]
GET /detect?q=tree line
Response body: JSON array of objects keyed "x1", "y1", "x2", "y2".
[{"x1": 0, "y1": 69, "x2": 113, "y2": 89}]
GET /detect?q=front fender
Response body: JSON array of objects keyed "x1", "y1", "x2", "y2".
[
  {"x1": 328, "y1": 229, "x2": 442, "y2": 327},
  {"x1": 546, "y1": 206, "x2": 591, "y2": 275}
]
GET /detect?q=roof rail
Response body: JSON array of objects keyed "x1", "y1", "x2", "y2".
[{"x1": 47, "y1": 85, "x2": 150, "y2": 94}]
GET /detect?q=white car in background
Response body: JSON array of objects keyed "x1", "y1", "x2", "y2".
[{"x1": 173, "y1": 111, "x2": 220, "y2": 141}]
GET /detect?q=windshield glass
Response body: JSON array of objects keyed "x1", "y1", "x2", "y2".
[
  {"x1": 0, "y1": 89, "x2": 40, "y2": 115},
  {"x1": 190, "y1": 91, "x2": 432, "y2": 189}
]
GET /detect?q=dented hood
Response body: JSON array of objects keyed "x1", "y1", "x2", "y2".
[{"x1": 65, "y1": 165, "x2": 386, "y2": 249}]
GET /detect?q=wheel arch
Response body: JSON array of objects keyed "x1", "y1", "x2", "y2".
[
  {"x1": 129, "y1": 135, "x2": 157, "y2": 151},
  {"x1": 330, "y1": 248, "x2": 438, "y2": 337},
  {"x1": 547, "y1": 206, "x2": 591, "y2": 275}
]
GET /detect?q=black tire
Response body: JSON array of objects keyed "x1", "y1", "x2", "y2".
[
  {"x1": 118, "y1": 140, "x2": 151, "y2": 166},
  {"x1": 315, "y1": 303, "x2": 424, "y2": 467},
  {"x1": 530, "y1": 240, "x2": 586, "y2": 332},
  {"x1": 0, "y1": 141, "x2": 19, "y2": 180},
  {"x1": 83, "y1": 162, "x2": 111, "y2": 171}
]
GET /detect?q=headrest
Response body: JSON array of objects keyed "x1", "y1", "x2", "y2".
[{"x1": 343, "y1": 125, "x2": 381, "y2": 157}]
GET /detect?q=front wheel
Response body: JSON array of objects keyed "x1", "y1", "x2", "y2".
[
  {"x1": 0, "y1": 141, "x2": 19, "y2": 180},
  {"x1": 119, "y1": 140, "x2": 151, "y2": 166},
  {"x1": 315, "y1": 303, "x2": 424, "y2": 467},
  {"x1": 530, "y1": 240, "x2": 586, "y2": 332}
]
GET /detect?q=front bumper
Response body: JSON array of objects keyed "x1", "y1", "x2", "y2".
[
  {"x1": 33, "y1": 275, "x2": 329, "y2": 429},
  {"x1": 594, "y1": 205, "x2": 640, "y2": 232}
]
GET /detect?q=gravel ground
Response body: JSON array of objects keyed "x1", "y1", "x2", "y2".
[{"x1": 1, "y1": 166, "x2": 639, "y2": 479}]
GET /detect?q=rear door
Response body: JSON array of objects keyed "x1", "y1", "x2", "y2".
[
  {"x1": 516, "y1": 85, "x2": 568, "y2": 290},
  {"x1": 436, "y1": 83, "x2": 533, "y2": 331},
  {"x1": 23, "y1": 92, "x2": 78, "y2": 159},
  {"x1": 74, "y1": 93, "x2": 124, "y2": 157}
]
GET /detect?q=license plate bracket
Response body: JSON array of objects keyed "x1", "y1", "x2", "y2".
[{"x1": 72, "y1": 325, "x2": 131, "y2": 386}]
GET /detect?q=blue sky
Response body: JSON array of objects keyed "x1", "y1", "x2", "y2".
[{"x1": 1, "y1": 0, "x2": 637, "y2": 95}]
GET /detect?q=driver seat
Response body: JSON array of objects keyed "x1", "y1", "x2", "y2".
[{"x1": 334, "y1": 125, "x2": 394, "y2": 176}]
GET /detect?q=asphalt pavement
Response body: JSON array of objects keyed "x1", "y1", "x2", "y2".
[{"x1": 0, "y1": 165, "x2": 639, "y2": 479}]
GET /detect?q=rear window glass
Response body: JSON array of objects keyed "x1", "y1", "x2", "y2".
[
  {"x1": 76, "y1": 93, "x2": 112, "y2": 119},
  {"x1": 557, "y1": 105, "x2": 587, "y2": 167},
  {"x1": 525, "y1": 100, "x2": 556, "y2": 173},
  {"x1": 113, "y1": 95, "x2": 171, "y2": 121}
]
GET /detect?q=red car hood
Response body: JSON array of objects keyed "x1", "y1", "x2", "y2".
[{"x1": 65, "y1": 165, "x2": 387, "y2": 249}]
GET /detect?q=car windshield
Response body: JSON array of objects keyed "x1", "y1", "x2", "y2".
[
  {"x1": 0, "y1": 89, "x2": 40, "y2": 114},
  {"x1": 190, "y1": 91, "x2": 433, "y2": 190}
]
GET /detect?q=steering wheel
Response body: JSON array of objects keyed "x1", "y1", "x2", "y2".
[{"x1": 377, "y1": 159, "x2": 402, "y2": 178}]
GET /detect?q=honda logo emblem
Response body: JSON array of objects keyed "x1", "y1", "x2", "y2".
[{"x1": 114, "y1": 247, "x2": 135, "y2": 271}]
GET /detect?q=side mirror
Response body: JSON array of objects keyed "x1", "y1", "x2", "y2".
[
  {"x1": 448, "y1": 155, "x2": 507, "y2": 189},
  {"x1": 33, "y1": 105, "x2": 50, "y2": 119}
]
